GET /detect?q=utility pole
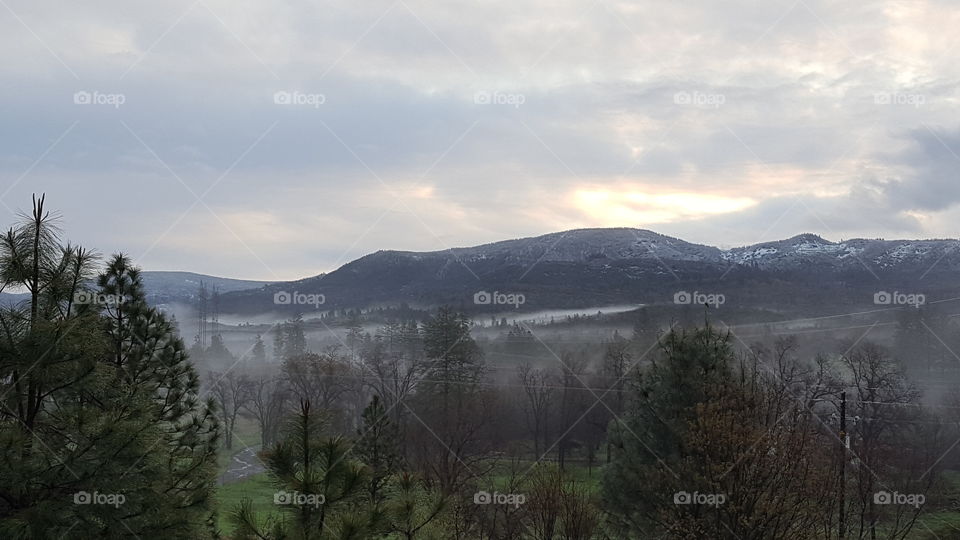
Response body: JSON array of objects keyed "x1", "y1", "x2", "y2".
[{"x1": 839, "y1": 390, "x2": 846, "y2": 540}]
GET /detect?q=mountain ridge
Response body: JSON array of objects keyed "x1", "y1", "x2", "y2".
[{"x1": 209, "y1": 228, "x2": 960, "y2": 316}]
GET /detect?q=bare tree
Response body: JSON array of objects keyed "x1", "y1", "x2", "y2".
[
  {"x1": 208, "y1": 370, "x2": 251, "y2": 450},
  {"x1": 843, "y1": 342, "x2": 941, "y2": 540},
  {"x1": 555, "y1": 352, "x2": 589, "y2": 471},
  {"x1": 517, "y1": 362, "x2": 555, "y2": 458},
  {"x1": 242, "y1": 374, "x2": 288, "y2": 447},
  {"x1": 362, "y1": 323, "x2": 426, "y2": 457},
  {"x1": 283, "y1": 350, "x2": 353, "y2": 433}
]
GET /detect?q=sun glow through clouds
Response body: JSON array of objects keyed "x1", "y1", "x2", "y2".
[{"x1": 573, "y1": 189, "x2": 756, "y2": 225}]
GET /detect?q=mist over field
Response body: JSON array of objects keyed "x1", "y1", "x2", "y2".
[{"x1": 4, "y1": 1, "x2": 960, "y2": 539}]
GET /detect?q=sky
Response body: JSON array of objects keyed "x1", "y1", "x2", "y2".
[{"x1": 1, "y1": 0, "x2": 959, "y2": 281}]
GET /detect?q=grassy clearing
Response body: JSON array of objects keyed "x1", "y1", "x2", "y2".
[
  {"x1": 214, "y1": 472, "x2": 280, "y2": 536},
  {"x1": 485, "y1": 459, "x2": 604, "y2": 494}
]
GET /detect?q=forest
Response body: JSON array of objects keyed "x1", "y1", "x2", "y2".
[{"x1": 1, "y1": 198, "x2": 958, "y2": 539}]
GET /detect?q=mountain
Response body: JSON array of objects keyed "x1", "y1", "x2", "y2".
[
  {"x1": 214, "y1": 228, "x2": 960, "y2": 317},
  {"x1": 722, "y1": 233, "x2": 960, "y2": 271},
  {"x1": 139, "y1": 272, "x2": 272, "y2": 305},
  {"x1": 0, "y1": 272, "x2": 270, "y2": 309}
]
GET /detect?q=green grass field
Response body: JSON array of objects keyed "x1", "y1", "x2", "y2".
[
  {"x1": 215, "y1": 472, "x2": 281, "y2": 536},
  {"x1": 214, "y1": 416, "x2": 273, "y2": 536}
]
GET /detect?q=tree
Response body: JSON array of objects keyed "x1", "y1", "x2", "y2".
[
  {"x1": 209, "y1": 370, "x2": 251, "y2": 450},
  {"x1": 244, "y1": 374, "x2": 289, "y2": 448},
  {"x1": 842, "y1": 342, "x2": 941, "y2": 540},
  {"x1": 517, "y1": 362, "x2": 554, "y2": 459},
  {"x1": 355, "y1": 395, "x2": 402, "y2": 504},
  {"x1": 283, "y1": 351, "x2": 353, "y2": 433},
  {"x1": 285, "y1": 316, "x2": 308, "y2": 359},
  {"x1": 232, "y1": 400, "x2": 375, "y2": 539},
  {"x1": 381, "y1": 473, "x2": 447, "y2": 540},
  {"x1": 362, "y1": 321, "x2": 425, "y2": 460},
  {"x1": 206, "y1": 333, "x2": 235, "y2": 368},
  {"x1": 0, "y1": 196, "x2": 220, "y2": 538},
  {"x1": 604, "y1": 324, "x2": 860, "y2": 539},
  {"x1": 601, "y1": 324, "x2": 732, "y2": 535},
  {"x1": 410, "y1": 307, "x2": 494, "y2": 494},
  {"x1": 252, "y1": 333, "x2": 267, "y2": 364},
  {"x1": 555, "y1": 352, "x2": 589, "y2": 471}
]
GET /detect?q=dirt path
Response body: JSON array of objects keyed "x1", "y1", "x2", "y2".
[{"x1": 218, "y1": 446, "x2": 266, "y2": 485}]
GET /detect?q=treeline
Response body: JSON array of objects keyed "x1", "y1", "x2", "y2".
[{"x1": 214, "y1": 311, "x2": 952, "y2": 538}]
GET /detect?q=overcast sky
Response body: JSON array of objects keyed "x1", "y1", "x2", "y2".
[{"x1": 1, "y1": 0, "x2": 959, "y2": 280}]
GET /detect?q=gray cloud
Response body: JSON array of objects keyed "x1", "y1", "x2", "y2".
[{"x1": 1, "y1": 0, "x2": 959, "y2": 279}]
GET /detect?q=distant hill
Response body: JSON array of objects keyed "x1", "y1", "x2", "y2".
[
  {"x1": 0, "y1": 271, "x2": 270, "y2": 310},
  {"x1": 210, "y1": 228, "x2": 960, "y2": 316},
  {"x1": 139, "y1": 271, "x2": 273, "y2": 305}
]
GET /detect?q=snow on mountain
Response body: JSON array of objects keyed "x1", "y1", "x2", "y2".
[
  {"x1": 430, "y1": 228, "x2": 723, "y2": 265},
  {"x1": 212, "y1": 228, "x2": 960, "y2": 315},
  {"x1": 722, "y1": 234, "x2": 959, "y2": 271}
]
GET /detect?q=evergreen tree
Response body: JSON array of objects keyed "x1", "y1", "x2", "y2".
[
  {"x1": 253, "y1": 333, "x2": 267, "y2": 363},
  {"x1": 355, "y1": 395, "x2": 402, "y2": 504},
  {"x1": 271, "y1": 316, "x2": 309, "y2": 362},
  {"x1": 411, "y1": 307, "x2": 492, "y2": 493},
  {"x1": 602, "y1": 324, "x2": 732, "y2": 535},
  {"x1": 381, "y1": 473, "x2": 447, "y2": 540},
  {"x1": 0, "y1": 197, "x2": 220, "y2": 538},
  {"x1": 232, "y1": 400, "x2": 376, "y2": 539}
]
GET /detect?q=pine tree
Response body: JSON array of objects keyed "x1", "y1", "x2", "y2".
[
  {"x1": 411, "y1": 307, "x2": 492, "y2": 493},
  {"x1": 232, "y1": 400, "x2": 376, "y2": 539},
  {"x1": 382, "y1": 473, "x2": 447, "y2": 540},
  {"x1": 0, "y1": 197, "x2": 220, "y2": 538},
  {"x1": 253, "y1": 333, "x2": 267, "y2": 363},
  {"x1": 601, "y1": 324, "x2": 732, "y2": 535},
  {"x1": 355, "y1": 395, "x2": 402, "y2": 504}
]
